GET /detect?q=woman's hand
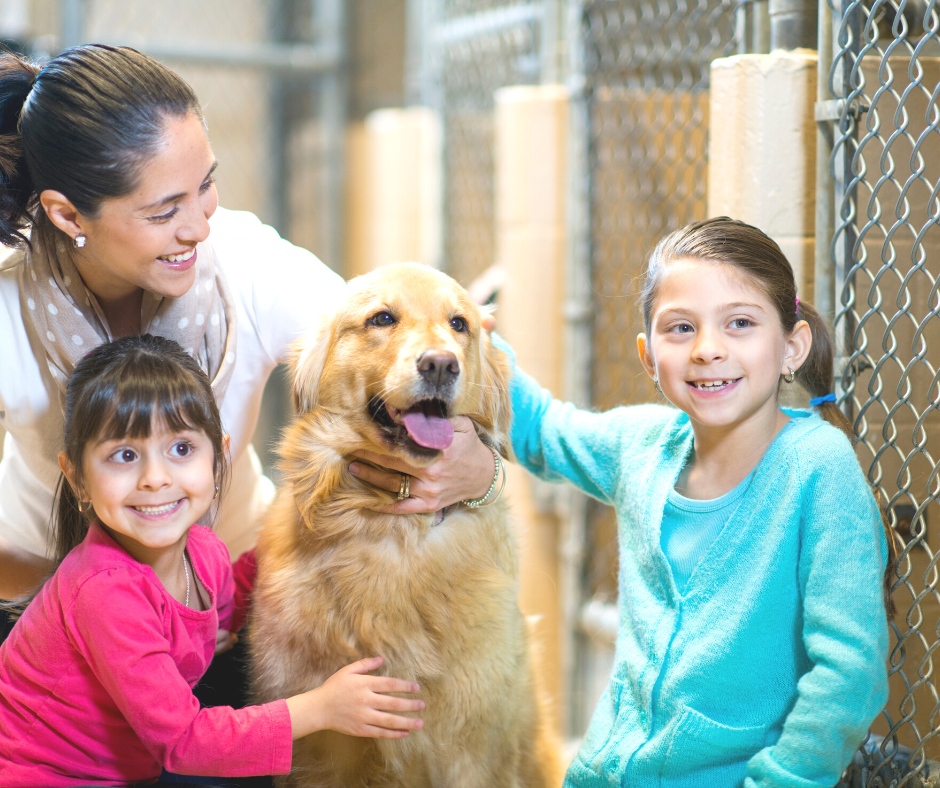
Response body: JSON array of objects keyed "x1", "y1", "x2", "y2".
[
  {"x1": 286, "y1": 656, "x2": 424, "y2": 740},
  {"x1": 348, "y1": 416, "x2": 497, "y2": 514}
]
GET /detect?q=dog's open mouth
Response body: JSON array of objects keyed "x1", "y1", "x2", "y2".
[{"x1": 369, "y1": 397, "x2": 455, "y2": 452}]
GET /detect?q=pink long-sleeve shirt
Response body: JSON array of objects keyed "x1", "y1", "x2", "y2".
[{"x1": 0, "y1": 523, "x2": 291, "y2": 787}]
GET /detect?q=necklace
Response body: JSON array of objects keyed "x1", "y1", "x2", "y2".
[{"x1": 182, "y1": 551, "x2": 191, "y2": 608}]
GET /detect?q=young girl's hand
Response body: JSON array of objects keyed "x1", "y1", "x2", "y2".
[{"x1": 286, "y1": 656, "x2": 424, "y2": 741}]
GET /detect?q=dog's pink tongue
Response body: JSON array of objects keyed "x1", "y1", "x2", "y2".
[{"x1": 402, "y1": 411, "x2": 454, "y2": 450}]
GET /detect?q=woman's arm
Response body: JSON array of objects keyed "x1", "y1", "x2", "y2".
[{"x1": 0, "y1": 541, "x2": 51, "y2": 600}]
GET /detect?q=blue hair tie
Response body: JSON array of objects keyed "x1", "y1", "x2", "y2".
[{"x1": 809, "y1": 393, "x2": 837, "y2": 406}]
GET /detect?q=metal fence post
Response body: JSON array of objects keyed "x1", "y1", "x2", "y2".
[{"x1": 60, "y1": 0, "x2": 84, "y2": 50}]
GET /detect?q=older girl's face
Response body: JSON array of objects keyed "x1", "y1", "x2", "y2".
[{"x1": 71, "y1": 113, "x2": 219, "y2": 304}]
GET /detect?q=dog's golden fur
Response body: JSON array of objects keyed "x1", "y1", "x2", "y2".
[{"x1": 250, "y1": 263, "x2": 563, "y2": 788}]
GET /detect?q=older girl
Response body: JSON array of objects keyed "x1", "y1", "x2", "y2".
[{"x1": 506, "y1": 217, "x2": 890, "y2": 787}]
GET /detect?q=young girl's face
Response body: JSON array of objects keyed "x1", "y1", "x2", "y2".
[
  {"x1": 638, "y1": 259, "x2": 809, "y2": 433},
  {"x1": 69, "y1": 419, "x2": 218, "y2": 557}
]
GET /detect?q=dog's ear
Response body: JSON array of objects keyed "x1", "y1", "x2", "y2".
[
  {"x1": 475, "y1": 331, "x2": 514, "y2": 461},
  {"x1": 289, "y1": 314, "x2": 333, "y2": 414}
]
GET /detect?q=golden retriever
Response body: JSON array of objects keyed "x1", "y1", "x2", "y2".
[{"x1": 249, "y1": 263, "x2": 563, "y2": 788}]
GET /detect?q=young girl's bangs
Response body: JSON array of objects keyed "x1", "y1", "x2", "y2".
[{"x1": 78, "y1": 358, "x2": 220, "y2": 454}]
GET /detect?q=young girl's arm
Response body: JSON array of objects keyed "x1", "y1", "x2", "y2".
[
  {"x1": 69, "y1": 573, "x2": 421, "y2": 778},
  {"x1": 745, "y1": 441, "x2": 890, "y2": 787},
  {"x1": 286, "y1": 656, "x2": 423, "y2": 740}
]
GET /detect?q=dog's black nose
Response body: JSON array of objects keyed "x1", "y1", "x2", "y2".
[{"x1": 417, "y1": 351, "x2": 460, "y2": 387}]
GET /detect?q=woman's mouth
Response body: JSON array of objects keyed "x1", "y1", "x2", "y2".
[{"x1": 157, "y1": 247, "x2": 197, "y2": 270}]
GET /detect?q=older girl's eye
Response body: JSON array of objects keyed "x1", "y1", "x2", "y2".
[
  {"x1": 731, "y1": 318, "x2": 751, "y2": 329},
  {"x1": 170, "y1": 441, "x2": 193, "y2": 458},
  {"x1": 670, "y1": 323, "x2": 693, "y2": 334},
  {"x1": 110, "y1": 448, "x2": 138, "y2": 464}
]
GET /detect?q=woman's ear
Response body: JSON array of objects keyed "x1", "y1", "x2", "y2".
[
  {"x1": 637, "y1": 333, "x2": 657, "y2": 381},
  {"x1": 784, "y1": 319, "x2": 813, "y2": 376},
  {"x1": 39, "y1": 190, "x2": 86, "y2": 239}
]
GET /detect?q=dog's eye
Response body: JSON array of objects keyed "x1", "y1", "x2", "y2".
[
  {"x1": 450, "y1": 316, "x2": 468, "y2": 333},
  {"x1": 369, "y1": 312, "x2": 396, "y2": 327}
]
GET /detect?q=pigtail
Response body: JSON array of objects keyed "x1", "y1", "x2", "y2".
[
  {"x1": 0, "y1": 53, "x2": 41, "y2": 248},
  {"x1": 795, "y1": 298, "x2": 896, "y2": 616},
  {"x1": 793, "y1": 300, "x2": 855, "y2": 443}
]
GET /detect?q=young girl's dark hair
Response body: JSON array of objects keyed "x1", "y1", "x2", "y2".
[
  {"x1": 0, "y1": 44, "x2": 203, "y2": 249},
  {"x1": 3, "y1": 335, "x2": 228, "y2": 617},
  {"x1": 53, "y1": 334, "x2": 228, "y2": 565},
  {"x1": 640, "y1": 216, "x2": 896, "y2": 612}
]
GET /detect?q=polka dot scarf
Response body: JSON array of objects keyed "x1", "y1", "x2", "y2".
[{"x1": 20, "y1": 231, "x2": 237, "y2": 406}]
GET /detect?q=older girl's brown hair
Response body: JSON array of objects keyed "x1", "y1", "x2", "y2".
[
  {"x1": 641, "y1": 216, "x2": 851, "y2": 437},
  {"x1": 640, "y1": 216, "x2": 896, "y2": 613}
]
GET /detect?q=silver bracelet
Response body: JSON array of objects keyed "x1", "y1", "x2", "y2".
[{"x1": 463, "y1": 443, "x2": 505, "y2": 507}]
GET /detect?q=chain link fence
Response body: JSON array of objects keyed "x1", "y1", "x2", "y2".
[
  {"x1": 828, "y1": 0, "x2": 940, "y2": 779},
  {"x1": 420, "y1": 1, "x2": 543, "y2": 286}
]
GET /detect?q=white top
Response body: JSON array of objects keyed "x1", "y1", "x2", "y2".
[{"x1": 0, "y1": 207, "x2": 346, "y2": 560}]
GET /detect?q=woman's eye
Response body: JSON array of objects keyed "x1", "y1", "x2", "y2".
[
  {"x1": 170, "y1": 441, "x2": 193, "y2": 458},
  {"x1": 450, "y1": 316, "x2": 468, "y2": 333},
  {"x1": 369, "y1": 312, "x2": 396, "y2": 327},
  {"x1": 149, "y1": 206, "x2": 179, "y2": 223},
  {"x1": 199, "y1": 177, "x2": 215, "y2": 193},
  {"x1": 110, "y1": 448, "x2": 137, "y2": 464}
]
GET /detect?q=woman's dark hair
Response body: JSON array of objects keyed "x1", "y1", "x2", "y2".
[
  {"x1": 641, "y1": 216, "x2": 896, "y2": 613},
  {"x1": 0, "y1": 44, "x2": 203, "y2": 248},
  {"x1": 5, "y1": 335, "x2": 227, "y2": 616}
]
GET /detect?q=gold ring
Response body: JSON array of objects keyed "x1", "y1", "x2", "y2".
[{"x1": 397, "y1": 474, "x2": 411, "y2": 500}]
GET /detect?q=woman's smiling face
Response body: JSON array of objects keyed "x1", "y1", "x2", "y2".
[
  {"x1": 639, "y1": 259, "x2": 803, "y2": 433},
  {"x1": 69, "y1": 112, "x2": 219, "y2": 304}
]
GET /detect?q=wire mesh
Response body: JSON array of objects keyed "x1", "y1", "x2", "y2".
[
  {"x1": 580, "y1": 0, "x2": 736, "y2": 608},
  {"x1": 428, "y1": 1, "x2": 543, "y2": 286},
  {"x1": 830, "y1": 0, "x2": 940, "y2": 777}
]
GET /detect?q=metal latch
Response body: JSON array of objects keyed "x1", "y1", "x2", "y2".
[{"x1": 815, "y1": 99, "x2": 870, "y2": 122}]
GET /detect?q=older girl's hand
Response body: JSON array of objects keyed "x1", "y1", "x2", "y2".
[{"x1": 348, "y1": 416, "x2": 497, "y2": 514}]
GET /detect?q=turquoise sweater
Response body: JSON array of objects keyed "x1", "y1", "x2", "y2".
[{"x1": 509, "y1": 367, "x2": 889, "y2": 788}]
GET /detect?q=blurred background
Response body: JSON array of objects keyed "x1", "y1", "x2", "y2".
[{"x1": 2, "y1": 0, "x2": 939, "y2": 780}]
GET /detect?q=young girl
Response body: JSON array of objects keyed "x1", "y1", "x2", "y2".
[
  {"x1": 0, "y1": 335, "x2": 424, "y2": 787},
  {"x1": 507, "y1": 217, "x2": 890, "y2": 788}
]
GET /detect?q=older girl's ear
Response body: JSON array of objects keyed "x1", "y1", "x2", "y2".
[{"x1": 637, "y1": 333, "x2": 656, "y2": 381}]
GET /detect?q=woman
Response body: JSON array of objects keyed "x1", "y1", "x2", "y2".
[{"x1": 0, "y1": 45, "x2": 496, "y2": 612}]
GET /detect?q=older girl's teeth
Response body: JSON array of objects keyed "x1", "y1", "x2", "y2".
[
  {"x1": 696, "y1": 380, "x2": 731, "y2": 389},
  {"x1": 134, "y1": 501, "x2": 179, "y2": 514},
  {"x1": 159, "y1": 248, "x2": 195, "y2": 263}
]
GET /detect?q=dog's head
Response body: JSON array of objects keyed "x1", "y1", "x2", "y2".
[{"x1": 290, "y1": 263, "x2": 512, "y2": 468}]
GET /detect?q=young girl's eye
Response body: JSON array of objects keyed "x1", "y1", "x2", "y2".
[
  {"x1": 110, "y1": 448, "x2": 138, "y2": 464},
  {"x1": 170, "y1": 441, "x2": 194, "y2": 458}
]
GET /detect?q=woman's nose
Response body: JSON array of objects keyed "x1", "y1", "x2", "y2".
[{"x1": 178, "y1": 201, "x2": 212, "y2": 246}]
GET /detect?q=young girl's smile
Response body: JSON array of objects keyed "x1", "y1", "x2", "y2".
[
  {"x1": 639, "y1": 260, "x2": 810, "y2": 436},
  {"x1": 63, "y1": 422, "x2": 220, "y2": 560}
]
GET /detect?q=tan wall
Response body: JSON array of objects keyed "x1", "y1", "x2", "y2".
[
  {"x1": 345, "y1": 108, "x2": 442, "y2": 279},
  {"x1": 708, "y1": 52, "x2": 818, "y2": 295},
  {"x1": 494, "y1": 84, "x2": 570, "y2": 733}
]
